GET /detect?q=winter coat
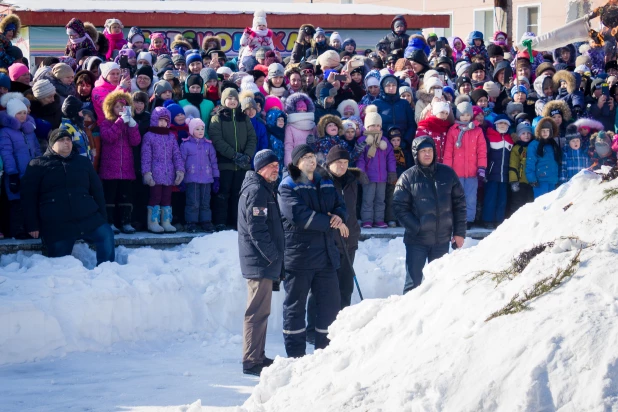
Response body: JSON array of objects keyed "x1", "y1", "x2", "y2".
[
  {"x1": 526, "y1": 139, "x2": 560, "y2": 185},
  {"x1": 356, "y1": 135, "x2": 396, "y2": 183},
  {"x1": 588, "y1": 97, "x2": 616, "y2": 132},
  {"x1": 0, "y1": 115, "x2": 40, "y2": 200},
  {"x1": 553, "y1": 70, "x2": 584, "y2": 114},
  {"x1": 238, "y1": 171, "x2": 285, "y2": 281},
  {"x1": 64, "y1": 18, "x2": 97, "y2": 58},
  {"x1": 392, "y1": 136, "x2": 467, "y2": 246},
  {"x1": 141, "y1": 113, "x2": 184, "y2": 186},
  {"x1": 443, "y1": 122, "x2": 487, "y2": 178},
  {"x1": 534, "y1": 74, "x2": 554, "y2": 117},
  {"x1": 239, "y1": 28, "x2": 274, "y2": 64},
  {"x1": 486, "y1": 127, "x2": 514, "y2": 182},
  {"x1": 251, "y1": 116, "x2": 269, "y2": 155},
  {"x1": 560, "y1": 146, "x2": 590, "y2": 183},
  {"x1": 509, "y1": 141, "x2": 531, "y2": 184},
  {"x1": 285, "y1": 113, "x2": 318, "y2": 165},
  {"x1": 180, "y1": 136, "x2": 219, "y2": 184},
  {"x1": 278, "y1": 164, "x2": 347, "y2": 271},
  {"x1": 413, "y1": 89, "x2": 434, "y2": 124},
  {"x1": 415, "y1": 116, "x2": 451, "y2": 164},
  {"x1": 372, "y1": 74, "x2": 416, "y2": 146},
  {"x1": 92, "y1": 77, "x2": 128, "y2": 126},
  {"x1": 304, "y1": 42, "x2": 335, "y2": 59},
  {"x1": 21, "y1": 147, "x2": 107, "y2": 244},
  {"x1": 209, "y1": 107, "x2": 257, "y2": 172},
  {"x1": 104, "y1": 31, "x2": 128, "y2": 61},
  {"x1": 375, "y1": 15, "x2": 409, "y2": 54},
  {"x1": 179, "y1": 98, "x2": 215, "y2": 134},
  {"x1": 27, "y1": 93, "x2": 63, "y2": 130}
]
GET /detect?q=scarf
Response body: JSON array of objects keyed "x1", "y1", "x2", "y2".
[
  {"x1": 287, "y1": 112, "x2": 315, "y2": 131},
  {"x1": 69, "y1": 32, "x2": 93, "y2": 46},
  {"x1": 267, "y1": 124, "x2": 285, "y2": 141},
  {"x1": 366, "y1": 133, "x2": 387, "y2": 158},
  {"x1": 537, "y1": 137, "x2": 561, "y2": 164},
  {"x1": 251, "y1": 28, "x2": 269, "y2": 38},
  {"x1": 455, "y1": 121, "x2": 475, "y2": 148},
  {"x1": 149, "y1": 126, "x2": 170, "y2": 134},
  {"x1": 185, "y1": 92, "x2": 204, "y2": 108}
]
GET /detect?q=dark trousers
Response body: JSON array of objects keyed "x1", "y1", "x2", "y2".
[
  {"x1": 45, "y1": 223, "x2": 115, "y2": 266},
  {"x1": 509, "y1": 182, "x2": 534, "y2": 215},
  {"x1": 213, "y1": 169, "x2": 246, "y2": 227},
  {"x1": 283, "y1": 268, "x2": 340, "y2": 358},
  {"x1": 482, "y1": 180, "x2": 508, "y2": 224},
  {"x1": 148, "y1": 184, "x2": 173, "y2": 206},
  {"x1": 403, "y1": 242, "x2": 449, "y2": 294},
  {"x1": 9, "y1": 199, "x2": 25, "y2": 237},
  {"x1": 102, "y1": 179, "x2": 134, "y2": 225},
  {"x1": 131, "y1": 179, "x2": 149, "y2": 229},
  {"x1": 242, "y1": 278, "x2": 273, "y2": 369},
  {"x1": 185, "y1": 183, "x2": 212, "y2": 223},
  {"x1": 385, "y1": 183, "x2": 396, "y2": 223}
]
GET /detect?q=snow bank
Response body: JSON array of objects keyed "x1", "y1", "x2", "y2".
[{"x1": 241, "y1": 170, "x2": 618, "y2": 412}]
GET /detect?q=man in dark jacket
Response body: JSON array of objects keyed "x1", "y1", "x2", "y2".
[
  {"x1": 392, "y1": 136, "x2": 467, "y2": 294},
  {"x1": 21, "y1": 129, "x2": 115, "y2": 266},
  {"x1": 279, "y1": 144, "x2": 348, "y2": 357},
  {"x1": 237, "y1": 149, "x2": 284, "y2": 377},
  {"x1": 313, "y1": 82, "x2": 341, "y2": 124},
  {"x1": 376, "y1": 15, "x2": 410, "y2": 56},
  {"x1": 373, "y1": 74, "x2": 416, "y2": 149}
]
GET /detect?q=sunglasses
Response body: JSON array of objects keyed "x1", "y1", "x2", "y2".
[{"x1": 302, "y1": 69, "x2": 314, "y2": 75}]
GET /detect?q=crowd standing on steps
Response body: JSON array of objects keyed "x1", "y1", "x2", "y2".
[{"x1": 0, "y1": 10, "x2": 616, "y2": 375}]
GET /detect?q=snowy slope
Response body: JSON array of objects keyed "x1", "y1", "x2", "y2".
[{"x1": 241, "y1": 170, "x2": 618, "y2": 412}]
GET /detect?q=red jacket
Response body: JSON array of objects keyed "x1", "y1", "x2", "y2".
[
  {"x1": 415, "y1": 116, "x2": 451, "y2": 163},
  {"x1": 443, "y1": 122, "x2": 487, "y2": 178}
]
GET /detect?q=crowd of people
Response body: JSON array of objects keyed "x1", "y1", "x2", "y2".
[{"x1": 0, "y1": 9, "x2": 617, "y2": 374}]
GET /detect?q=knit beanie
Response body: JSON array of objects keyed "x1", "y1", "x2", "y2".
[
  {"x1": 399, "y1": 85, "x2": 413, "y2": 97},
  {"x1": 217, "y1": 66, "x2": 233, "y2": 76},
  {"x1": 163, "y1": 101, "x2": 184, "y2": 122},
  {"x1": 61, "y1": 95, "x2": 82, "y2": 119},
  {"x1": 456, "y1": 61, "x2": 471, "y2": 78},
  {"x1": 456, "y1": 101, "x2": 473, "y2": 119},
  {"x1": 268, "y1": 63, "x2": 285, "y2": 78},
  {"x1": 487, "y1": 44, "x2": 504, "y2": 58},
  {"x1": 8, "y1": 63, "x2": 29, "y2": 81},
  {"x1": 516, "y1": 122, "x2": 532, "y2": 137},
  {"x1": 506, "y1": 102, "x2": 524, "y2": 118},
  {"x1": 326, "y1": 145, "x2": 350, "y2": 165},
  {"x1": 52, "y1": 63, "x2": 74, "y2": 80},
  {"x1": 0, "y1": 73, "x2": 10, "y2": 90},
  {"x1": 241, "y1": 76, "x2": 260, "y2": 94},
  {"x1": 254, "y1": 149, "x2": 279, "y2": 172},
  {"x1": 483, "y1": 81, "x2": 500, "y2": 98},
  {"x1": 153, "y1": 79, "x2": 173, "y2": 97},
  {"x1": 470, "y1": 88, "x2": 489, "y2": 104},
  {"x1": 432, "y1": 101, "x2": 451, "y2": 116},
  {"x1": 48, "y1": 129, "x2": 72, "y2": 148},
  {"x1": 468, "y1": 62, "x2": 485, "y2": 75},
  {"x1": 342, "y1": 119, "x2": 356, "y2": 132},
  {"x1": 137, "y1": 52, "x2": 152, "y2": 64},
  {"x1": 565, "y1": 124, "x2": 580, "y2": 142},
  {"x1": 185, "y1": 51, "x2": 202, "y2": 66},
  {"x1": 188, "y1": 117, "x2": 205, "y2": 137},
  {"x1": 291, "y1": 143, "x2": 314, "y2": 166},
  {"x1": 364, "y1": 105, "x2": 382, "y2": 128},
  {"x1": 330, "y1": 32, "x2": 342, "y2": 46},
  {"x1": 200, "y1": 67, "x2": 218, "y2": 83},
  {"x1": 172, "y1": 54, "x2": 186, "y2": 65},
  {"x1": 313, "y1": 27, "x2": 325, "y2": 40},
  {"x1": 317, "y1": 50, "x2": 340, "y2": 69},
  {"x1": 252, "y1": 10, "x2": 268, "y2": 30},
  {"x1": 99, "y1": 62, "x2": 120, "y2": 80},
  {"x1": 575, "y1": 55, "x2": 590, "y2": 68},
  {"x1": 32, "y1": 79, "x2": 56, "y2": 99},
  {"x1": 424, "y1": 76, "x2": 442, "y2": 93},
  {"x1": 510, "y1": 84, "x2": 528, "y2": 97},
  {"x1": 186, "y1": 73, "x2": 203, "y2": 89},
  {"x1": 6, "y1": 98, "x2": 27, "y2": 117},
  {"x1": 456, "y1": 76, "x2": 472, "y2": 90},
  {"x1": 135, "y1": 65, "x2": 154, "y2": 81},
  {"x1": 221, "y1": 87, "x2": 239, "y2": 107},
  {"x1": 241, "y1": 95, "x2": 257, "y2": 111}
]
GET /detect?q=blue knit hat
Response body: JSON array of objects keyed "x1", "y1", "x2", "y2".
[
  {"x1": 510, "y1": 84, "x2": 528, "y2": 98},
  {"x1": 185, "y1": 51, "x2": 202, "y2": 66},
  {"x1": 163, "y1": 100, "x2": 185, "y2": 124},
  {"x1": 0, "y1": 73, "x2": 10, "y2": 91}
]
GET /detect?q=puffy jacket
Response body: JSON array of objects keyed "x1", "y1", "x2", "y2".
[
  {"x1": 178, "y1": 99, "x2": 215, "y2": 135},
  {"x1": 92, "y1": 77, "x2": 128, "y2": 126},
  {"x1": 141, "y1": 110, "x2": 184, "y2": 186},
  {"x1": 560, "y1": 146, "x2": 589, "y2": 183},
  {"x1": 209, "y1": 107, "x2": 257, "y2": 172},
  {"x1": 443, "y1": 122, "x2": 487, "y2": 178},
  {"x1": 508, "y1": 142, "x2": 531, "y2": 184},
  {"x1": 392, "y1": 136, "x2": 467, "y2": 246},
  {"x1": 278, "y1": 164, "x2": 347, "y2": 271},
  {"x1": 0, "y1": 115, "x2": 41, "y2": 200},
  {"x1": 21, "y1": 147, "x2": 107, "y2": 244},
  {"x1": 27, "y1": 93, "x2": 63, "y2": 130},
  {"x1": 486, "y1": 127, "x2": 514, "y2": 182},
  {"x1": 284, "y1": 113, "x2": 317, "y2": 165},
  {"x1": 356, "y1": 135, "x2": 396, "y2": 183},
  {"x1": 180, "y1": 136, "x2": 219, "y2": 184},
  {"x1": 99, "y1": 118, "x2": 141, "y2": 180},
  {"x1": 238, "y1": 171, "x2": 285, "y2": 281},
  {"x1": 372, "y1": 75, "x2": 416, "y2": 146},
  {"x1": 526, "y1": 139, "x2": 560, "y2": 185},
  {"x1": 375, "y1": 15, "x2": 409, "y2": 53}
]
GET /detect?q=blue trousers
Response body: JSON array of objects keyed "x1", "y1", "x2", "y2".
[
  {"x1": 283, "y1": 269, "x2": 340, "y2": 358},
  {"x1": 533, "y1": 182, "x2": 555, "y2": 199},
  {"x1": 404, "y1": 242, "x2": 450, "y2": 294},
  {"x1": 482, "y1": 181, "x2": 508, "y2": 223},
  {"x1": 185, "y1": 182, "x2": 212, "y2": 223},
  {"x1": 459, "y1": 177, "x2": 479, "y2": 223},
  {"x1": 45, "y1": 224, "x2": 115, "y2": 266}
]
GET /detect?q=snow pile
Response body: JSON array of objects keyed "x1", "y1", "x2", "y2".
[{"x1": 241, "y1": 170, "x2": 618, "y2": 412}]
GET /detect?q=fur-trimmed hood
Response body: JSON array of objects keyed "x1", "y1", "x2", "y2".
[
  {"x1": 317, "y1": 114, "x2": 344, "y2": 138},
  {"x1": 337, "y1": 99, "x2": 360, "y2": 118},
  {"x1": 573, "y1": 117, "x2": 604, "y2": 132},
  {"x1": 171, "y1": 34, "x2": 192, "y2": 54},
  {"x1": 415, "y1": 89, "x2": 434, "y2": 104},
  {"x1": 0, "y1": 14, "x2": 21, "y2": 37},
  {"x1": 553, "y1": 70, "x2": 576, "y2": 94},
  {"x1": 542, "y1": 100, "x2": 572, "y2": 122},
  {"x1": 534, "y1": 117, "x2": 559, "y2": 139},
  {"x1": 285, "y1": 92, "x2": 315, "y2": 114},
  {"x1": 202, "y1": 36, "x2": 221, "y2": 52},
  {"x1": 83, "y1": 22, "x2": 99, "y2": 43},
  {"x1": 102, "y1": 90, "x2": 133, "y2": 121}
]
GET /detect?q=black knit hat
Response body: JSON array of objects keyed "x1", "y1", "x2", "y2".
[
  {"x1": 487, "y1": 44, "x2": 504, "y2": 58},
  {"x1": 135, "y1": 65, "x2": 154, "y2": 81},
  {"x1": 565, "y1": 124, "x2": 580, "y2": 142},
  {"x1": 186, "y1": 73, "x2": 203, "y2": 88},
  {"x1": 254, "y1": 149, "x2": 279, "y2": 172},
  {"x1": 291, "y1": 144, "x2": 315, "y2": 166},
  {"x1": 468, "y1": 62, "x2": 485, "y2": 74},
  {"x1": 326, "y1": 145, "x2": 350, "y2": 165},
  {"x1": 61, "y1": 95, "x2": 82, "y2": 119},
  {"x1": 456, "y1": 76, "x2": 472, "y2": 89},
  {"x1": 48, "y1": 128, "x2": 72, "y2": 148},
  {"x1": 470, "y1": 88, "x2": 489, "y2": 104}
]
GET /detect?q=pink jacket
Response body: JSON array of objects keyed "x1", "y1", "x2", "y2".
[
  {"x1": 612, "y1": 134, "x2": 618, "y2": 153},
  {"x1": 284, "y1": 113, "x2": 317, "y2": 165},
  {"x1": 92, "y1": 77, "x2": 128, "y2": 126},
  {"x1": 99, "y1": 118, "x2": 141, "y2": 180},
  {"x1": 104, "y1": 31, "x2": 128, "y2": 61},
  {"x1": 443, "y1": 122, "x2": 487, "y2": 178}
]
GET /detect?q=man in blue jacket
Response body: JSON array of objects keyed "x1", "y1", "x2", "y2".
[
  {"x1": 278, "y1": 144, "x2": 348, "y2": 357},
  {"x1": 237, "y1": 149, "x2": 284, "y2": 376}
]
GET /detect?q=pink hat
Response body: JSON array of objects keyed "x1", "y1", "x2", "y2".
[
  {"x1": 8, "y1": 63, "x2": 29, "y2": 81},
  {"x1": 188, "y1": 117, "x2": 205, "y2": 137},
  {"x1": 264, "y1": 95, "x2": 283, "y2": 113}
]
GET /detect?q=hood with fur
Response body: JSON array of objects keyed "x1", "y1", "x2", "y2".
[
  {"x1": 317, "y1": 114, "x2": 343, "y2": 138},
  {"x1": 285, "y1": 92, "x2": 315, "y2": 114},
  {"x1": 552, "y1": 70, "x2": 576, "y2": 94},
  {"x1": 0, "y1": 14, "x2": 21, "y2": 37},
  {"x1": 534, "y1": 117, "x2": 559, "y2": 139},
  {"x1": 102, "y1": 90, "x2": 133, "y2": 121},
  {"x1": 337, "y1": 99, "x2": 360, "y2": 118},
  {"x1": 542, "y1": 99, "x2": 572, "y2": 122},
  {"x1": 573, "y1": 117, "x2": 604, "y2": 132},
  {"x1": 201, "y1": 36, "x2": 221, "y2": 52},
  {"x1": 171, "y1": 34, "x2": 192, "y2": 54}
]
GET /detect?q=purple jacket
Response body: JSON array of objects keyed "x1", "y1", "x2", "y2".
[
  {"x1": 99, "y1": 117, "x2": 141, "y2": 180},
  {"x1": 180, "y1": 136, "x2": 220, "y2": 184},
  {"x1": 141, "y1": 109, "x2": 184, "y2": 185},
  {"x1": 356, "y1": 135, "x2": 396, "y2": 183},
  {"x1": 0, "y1": 114, "x2": 40, "y2": 200}
]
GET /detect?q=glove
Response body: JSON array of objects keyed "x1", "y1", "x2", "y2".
[
  {"x1": 234, "y1": 153, "x2": 250, "y2": 169},
  {"x1": 143, "y1": 172, "x2": 155, "y2": 187},
  {"x1": 529, "y1": 181, "x2": 539, "y2": 187},
  {"x1": 212, "y1": 177, "x2": 220, "y2": 194},
  {"x1": 511, "y1": 182, "x2": 520, "y2": 192},
  {"x1": 306, "y1": 134, "x2": 316, "y2": 145},
  {"x1": 477, "y1": 168, "x2": 486, "y2": 180},
  {"x1": 8, "y1": 174, "x2": 20, "y2": 194},
  {"x1": 387, "y1": 172, "x2": 398, "y2": 185},
  {"x1": 121, "y1": 112, "x2": 131, "y2": 123},
  {"x1": 272, "y1": 280, "x2": 281, "y2": 292},
  {"x1": 174, "y1": 171, "x2": 184, "y2": 186},
  {"x1": 128, "y1": 118, "x2": 137, "y2": 128},
  {"x1": 233, "y1": 152, "x2": 245, "y2": 167}
]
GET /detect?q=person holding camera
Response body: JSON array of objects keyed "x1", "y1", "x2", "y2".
[{"x1": 588, "y1": 78, "x2": 616, "y2": 131}]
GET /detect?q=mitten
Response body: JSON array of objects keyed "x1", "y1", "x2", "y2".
[
  {"x1": 8, "y1": 174, "x2": 20, "y2": 194},
  {"x1": 244, "y1": 27, "x2": 252, "y2": 35},
  {"x1": 212, "y1": 177, "x2": 220, "y2": 194},
  {"x1": 306, "y1": 134, "x2": 316, "y2": 145},
  {"x1": 511, "y1": 182, "x2": 520, "y2": 192},
  {"x1": 143, "y1": 172, "x2": 155, "y2": 187},
  {"x1": 477, "y1": 168, "x2": 486, "y2": 180},
  {"x1": 128, "y1": 118, "x2": 137, "y2": 128},
  {"x1": 174, "y1": 171, "x2": 185, "y2": 186},
  {"x1": 387, "y1": 172, "x2": 398, "y2": 184},
  {"x1": 121, "y1": 112, "x2": 131, "y2": 123}
]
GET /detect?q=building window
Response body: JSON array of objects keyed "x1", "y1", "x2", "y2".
[
  {"x1": 517, "y1": 5, "x2": 541, "y2": 41},
  {"x1": 474, "y1": 9, "x2": 494, "y2": 40},
  {"x1": 567, "y1": 0, "x2": 591, "y2": 22},
  {"x1": 527, "y1": 7, "x2": 539, "y2": 33}
]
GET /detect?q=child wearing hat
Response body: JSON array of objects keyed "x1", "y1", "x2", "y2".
[
  {"x1": 384, "y1": 126, "x2": 409, "y2": 227},
  {"x1": 415, "y1": 100, "x2": 452, "y2": 163},
  {"x1": 148, "y1": 33, "x2": 170, "y2": 57},
  {"x1": 103, "y1": 18, "x2": 127, "y2": 61},
  {"x1": 357, "y1": 105, "x2": 396, "y2": 229},
  {"x1": 443, "y1": 98, "x2": 487, "y2": 229},
  {"x1": 508, "y1": 122, "x2": 535, "y2": 214},
  {"x1": 525, "y1": 117, "x2": 561, "y2": 199},
  {"x1": 264, "y1": 63, "x2": 288, "y2": 98},
  {"x1": 178, "y1": 74, "x2": 215, "y2": 130},
  {"x1": 265, "y1": 108, "x2": 286, "y2": 180},
  {"x1": 239, "y1": 11, "x2": 274, "y2": 69},
  {"x1": 573, "y1": 118, "x2": 604, "y2": 152},
  {"x1": 284, "y1": 92, "x2": 318, "y2": 165},
  {"x1": 164, "y1": 101, "x2": 188, "y2": 143},
  {"x1": 0, "y1": 96, "x2": 40, "y2": 238},
  {"x1": 589, "y1": 131, "x2": 617, "y2": 170},
  {"x1": 560, "y1": 124, "x2": 590, "y2": 183},
  {"x1": 60, "y1": 95, "x2": 95, "y2": 162},
  {"x1": 65, "y1": 18, "x2": 97, "y2": 59},
  {"x1": 359, "y1": 70, "x2": 381, "y2": 106},
  {"x1": 180, "y1": 117, "x2": 219, "y2": 233},
  {"x1": 314, "y1": 115, "x2": 344, "y2": 164},
  {"x1": 482, "y1": 115, "x2": 514, "y2": 228}
]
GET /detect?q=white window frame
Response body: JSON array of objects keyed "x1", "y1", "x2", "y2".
[
  {"x1": 516, "y1": 3, "x2": 542, "y2": 43},
  {"x1": 473, "y1": 7, "x2": 495, "y2": 39}
]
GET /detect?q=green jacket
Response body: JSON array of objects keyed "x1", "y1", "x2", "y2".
[{"x1": 209, "y1": 107, "x2": 257, "y2": 171}]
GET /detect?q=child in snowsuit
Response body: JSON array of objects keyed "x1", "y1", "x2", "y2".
[
  {"x1": 443, "y1": 100, "x2": 487, "y2": 228},
  {"x1": 560, "y1": 124, "x2": 590, "y2": 183},
  {"x1": 509, "y1": 123, "x2": 535, "y2": 214},
  {"x1": 526, "y1": 117, "x2": 561, "y2": 199},
  {"x1": 239, "y1": 10, "x2": 274, "y2": 69},
  {"x1": 141, "y1": 107, "x2": 185, "y2": 233},
  {"x1": 313, "y1": 114, "x2": 344, "y2": 165},
  {"x1": 265, "y1": 108, "x2": 286, "y2": 180},
  {"x1": 103, "y1": 18, "x2": 127, "y2": 61},
  {"x1": 180, "y1": 118, "x2": 219, "y2": 233},
  {"x1": 357, "y1": 105, "x2": 396, "y2": 229},
  {"x1": 590, "y1": 131, "x2": 617, "y2": 170}
]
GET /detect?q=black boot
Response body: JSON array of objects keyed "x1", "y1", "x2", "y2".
[
  {"x1": 201, "y1": 221, "x2": 215, "y2": 233},
  {"x1": 107, "y1": 205, "x2": 120, "y2": 234},
  {"x1": 243, "y1": 364, "x2": 264, "y2": 376},
  {"x1": 119, "y1": 204, "x2": 136, "y2": 234}
]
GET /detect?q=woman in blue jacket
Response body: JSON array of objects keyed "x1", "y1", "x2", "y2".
[
  {"x1": 526, "y1": 117, "x2": 561, "y2": 199},
  {"x1": 372, "y1": 74, "x2": 416, "y2": 150}
]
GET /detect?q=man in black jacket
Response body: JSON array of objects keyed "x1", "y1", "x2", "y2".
[
  {"x1": 392, "y1": 136, "x2": 467, "y2": 294},
  {"x1": 237, "y1": 149, "x2": 284, "y2": 376},
  {"x1": 21, "y1": 129, "x2": 115, "y2": 266}
]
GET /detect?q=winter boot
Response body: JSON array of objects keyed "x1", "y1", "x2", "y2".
[
  {"x1": 160, "y1": 206, "x2": 177, "y2": 233},
  {"x1": 373, "y1": 221, "x2": 388, "y2": 229},
  {"x1": 147, "y1": 206, "x2": 164, "y2": 234},
  {"x1": 214, "y1": 223, "x2": 228, "y2": 232},
  {"x1": 107, "y1": 205, "x2": 120, "y2": 234},
  {"x1": 185, "y1": 223, "x2": 199, "y2": 233},
  {"x1": 119, "y1": 203, "x2": 136, "y2": 234},
  {"x1": 361, "y1": 221, "x2": 373, "y2": 229},
  {"x1": 201, "y1": 221, "x2": 214, "y2": 233}
]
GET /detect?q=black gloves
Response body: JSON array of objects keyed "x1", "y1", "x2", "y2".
[
  {"x1": 8, "y1": 174, "x2": 20, "y2": 194},
  {"x1": 233, "y1": 152, "x2": 251, "y2": 169}
]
